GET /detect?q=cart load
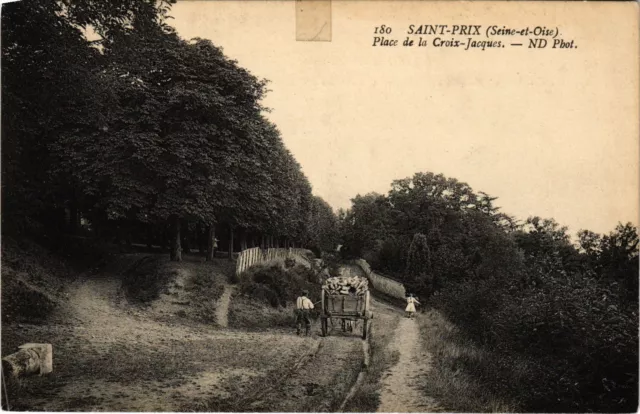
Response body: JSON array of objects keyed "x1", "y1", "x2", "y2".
[
  {"x1": 322, "y1": 276, "x2": 369, "y2": 296},
  {"x1": 320, "y1": 275, "x2": 372, "y2": 339}
]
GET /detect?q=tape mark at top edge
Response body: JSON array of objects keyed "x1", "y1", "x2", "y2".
[{"x1": 296, "y1": 0, "x2": 332, "y2": 42}]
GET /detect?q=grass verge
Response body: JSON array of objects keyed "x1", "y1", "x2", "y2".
[
  {"x1": 341, "y1": 309, "x2": 401, "y2": 412},
  {"x1": 417, "y1": 309, "x2": 519, "y2": 412},
  {"x1": 228, "y1": 295, "x2": 304, "y2": 330}
]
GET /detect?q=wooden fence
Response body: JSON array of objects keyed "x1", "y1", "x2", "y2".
[
  {"x1": 235, "y1": 247, "x2": 312, "y2": 276},
  {"x1": 353, "y1": 259, "x2": 406, "y2": 300}
]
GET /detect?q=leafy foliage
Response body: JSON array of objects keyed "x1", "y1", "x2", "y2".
[
  {"x1": 237, "y1": 262, "x2": 321, "y2": 310},
  {"x1": 341, "y1": 170, "x2": 638, "y2": 412},
  {"x1": 405, "y1": 233, "x2": 432, "y2": 295},
  {"x1": 2, "y1": 0, "x2": 338, "y2": 261},
  {"x1": 304, "y1": 196, "x2": 340, "y2": 255}
]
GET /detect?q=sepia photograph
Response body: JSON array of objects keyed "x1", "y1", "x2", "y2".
[{"x1": 1, "y1": 0, "x2": 638, "y2": 412}]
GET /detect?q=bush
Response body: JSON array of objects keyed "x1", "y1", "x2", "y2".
[
  {"x1": 432, "y1": 272, "x2": 639, "y2": 412},
  {"x1": 1, "y1": 275, "x2": 57, "y2": 324},
  {"x1": 238, "y1": 262, "x2": 321, "y2": 309},
  {"x1": 1, "y1": 237, "x2": 71, "y2": 323},
  {"x1": 284, "y1": 257, "x2": 296, "y2": 269},
  {"x1": 120, "y1": 255, "x2": 173, "y2": 304},
  {"x1": 489, "y1": 274, "x2": 638, "y2": 412}
]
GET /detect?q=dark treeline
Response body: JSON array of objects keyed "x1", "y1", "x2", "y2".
[
  {"x1": 1, "y1": 0, "x2": 339, "y2": 260},
  {"x1": 339, "y1": 171, "x2": 638, "y2": 412}
]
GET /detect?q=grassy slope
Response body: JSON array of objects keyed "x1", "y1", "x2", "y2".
[
  {"x1": 117, "y1": 253, "x2": 231, "y2": 325},
  {"x1": 416, "y1": 309, "x2": 518, "y2": 412},
  {"x1": 0, "y1": 240, "x2": 314, "y2": 411},
  {"x1": 228, "y1": 259, "x2": 321, "y2": 330},
  {"x1": 2, "y1": 239, "x2": 366, "y2": 412}
]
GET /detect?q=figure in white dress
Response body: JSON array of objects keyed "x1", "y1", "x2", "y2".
[{"x1": 405, "y1": 294, "x2": 420, "y2": 318}]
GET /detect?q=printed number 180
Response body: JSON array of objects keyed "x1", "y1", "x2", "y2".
[{"x1": 374, "y1": 25, "x2": 392, "y2": 34}]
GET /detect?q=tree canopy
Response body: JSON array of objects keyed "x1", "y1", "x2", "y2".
[
  {"x1": 339, "y1": 170, "x2": 638, "y2": 412},
  {"x1": 2, "y1": 0, "x2": 337, "y2": 259}
]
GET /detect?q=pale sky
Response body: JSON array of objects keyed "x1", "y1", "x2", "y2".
[{"x1": 169, "y1": 1, "x2": 639, "y2": 236}]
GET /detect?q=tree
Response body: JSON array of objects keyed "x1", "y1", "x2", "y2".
[
  {"x1": 340, "y1": 193, "x2": 392, "y2": 260},
  {"x1": 405, "y1": 233, "x2": 433, "y2": 297},
  {"x1": 514, "y1": 216, "x2": 582, "y2": 283},
  {"x1": 3, "y1": 1, "x2": 341, "y2": 268},
  {"x1": 303, "y1": 196, "x2": 339, "y2": 255},
  {"x1": 339, "y1": 169, "x2": 639, "y2": 412},
  {"x1": 1, "y1": 0, "x2": 175, "y2": 234},
  {"x1": 598, "y1": 223, "x2": 639, "y2": 300},
  {"x1": 46, "y1": 24, "x2": 280, "y2": 261}
]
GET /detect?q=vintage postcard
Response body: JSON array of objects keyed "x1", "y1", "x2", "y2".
[{"x1": 1, "y1": 0, "x2": 638, "y2": 412}]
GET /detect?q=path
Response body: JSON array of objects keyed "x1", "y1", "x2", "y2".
[
  {"x1": 2, "y1": 272, "x2": 318, "y2": 412},
  {"x1": 339, "y1": 263, "x2": 442, "y2": 412},
  {"x1": 215, "y1": 284, "x2": 235, "y2": 328},
  {"x1": 5, "y1": 259, "x2": 441, "y2": 412},
  {"x1": 376, "y1": 315, "x2": 442, "y2": 412}
]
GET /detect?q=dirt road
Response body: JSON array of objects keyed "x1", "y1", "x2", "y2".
[
  {"x1": 2, "y1": 268, "x2": 363, "y2": 412},
  {"x1": 335, "y1": 263, "x2": 442, "y2": 412},
  {"x1": 376, "y1": 315, "x2": 441, "y2": 412},
  {"x1": 2, "y1": 272, "x2": 319, "y2": 411},
  {"x1": 4, "y1": 260, "x2": 441, "y2": 412}
]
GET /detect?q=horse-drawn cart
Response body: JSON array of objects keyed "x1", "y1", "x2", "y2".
[{"x1": 320, "y1": 275, "x2": 373, "y2": 339}]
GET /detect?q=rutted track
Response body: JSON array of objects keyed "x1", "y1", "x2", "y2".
[
  {"x1": 1, "y1": 272, "x2": 322, "y2": 412},
  {"x1": 241, "y1": 331, "x2": 363, "y2": 412},
  {"x1": 338, "y1": 338, "x2": 370, "y2": 411},
  {"x1": 229, "y1": 338, "x2": 325, "y2": 411}
]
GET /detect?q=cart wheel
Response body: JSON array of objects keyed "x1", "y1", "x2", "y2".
[
  {"x1": 362, "y1": 319, "x2": 368, "y2": 340},
  {"x1": 321, "y1": 317, "x2": 328, "y2": 337}
]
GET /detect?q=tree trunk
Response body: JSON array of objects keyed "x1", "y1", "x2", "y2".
[
  {"x1": 228, "y1": 225, "x2": 234, "y2": 260},
  {"x1": 146, "y1": 224, "x2": 153, "y2": 249},
  {"x1": 69, "y1": 203, "x2": 79, "y2": 235},
  {"x1": 197, "y1": 223, "x2": 205, "y2": 254},
  {"x1": 161, "y1": 228, "x2": 168, "y2": 251},
  {"x1": 261, "y1": 234, "x2": 266, "y2": 249},
  {"x1": 206, "y1": 224, "x2": 216, "y2": 261},
  {"x1": 240, "y1": 230, "x2": 248, "y2": 251},
  {"x1": 170, "y1": 216, "x2": 182, "y2": 262},
  {"x1": 182, "y1": 220, "x2": 191, "y2": 254}
]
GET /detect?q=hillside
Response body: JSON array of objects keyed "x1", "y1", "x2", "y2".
[{"x1": 1, "y1": 240, "x2": 361, "y2": 411}]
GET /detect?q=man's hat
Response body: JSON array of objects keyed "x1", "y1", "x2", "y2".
[{"x1": 302, "y1": 290, "x2": 309, "y2": 296}]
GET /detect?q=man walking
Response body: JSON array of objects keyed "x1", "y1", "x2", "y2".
[{"x1": 296, "y1": 290, "x2": 314, "y2": 336}]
